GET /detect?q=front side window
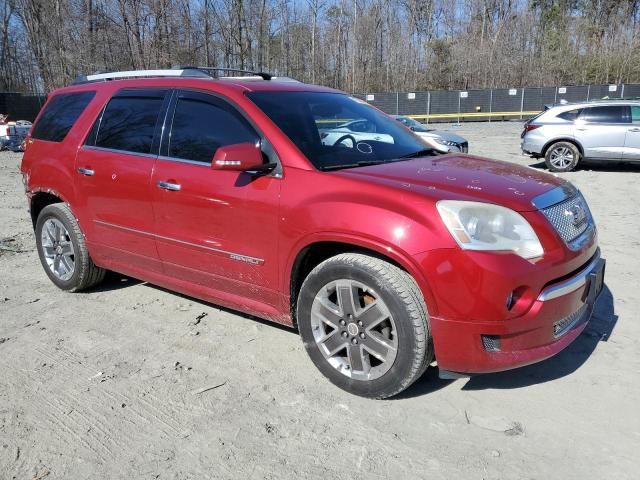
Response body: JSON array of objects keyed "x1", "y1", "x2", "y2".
[
  {"x1": 92, "y1": 89, "x2": 167, "y2": 154},
  {"x1": 168, "y1": 92, "x2": 258, "y2": 164},
  {"x1": 579, "y1": 106, "x2": 629, "y2": 124},
  {"x1": 247, "y1": 92, "x2": 431, "y2": 170},
  {"x1": 31, "y1": 91, "x2": 95, "y2": 142}
]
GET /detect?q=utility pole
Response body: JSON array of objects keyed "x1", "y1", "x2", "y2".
[
  {"x1": 352, "y1": 0, "x2": 357, "y2": 93},
  {"x1": 204, "y1": 0, "x2": 211, "y2": 66}
]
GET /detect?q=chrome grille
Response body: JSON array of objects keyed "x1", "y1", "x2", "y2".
[
  {"x1": 540, "y1": 194, "x2": 591, "y2": 244},
  {"x1": 553, "y1": 304, "x2": 588, "y2": 338}
]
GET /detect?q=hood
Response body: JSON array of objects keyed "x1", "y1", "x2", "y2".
[
  {"x1": 334, "y1": 154, "x2": 565, "y2": 212},
  {"x1": 429, "y1": 130, "x2": 467, "y2": 144}
]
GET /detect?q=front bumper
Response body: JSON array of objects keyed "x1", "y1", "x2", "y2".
[{"x1": 426, "y1": 249, "x2": 604, "y2": 374}]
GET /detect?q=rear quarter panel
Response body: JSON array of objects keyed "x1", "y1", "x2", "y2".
[{"x1": 21, "y1": 87, "x2": 112, "y2": 234}]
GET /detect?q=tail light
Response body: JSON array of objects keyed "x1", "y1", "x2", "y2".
[{"x1": 521, "y1": 123, "x2": 540, "y2": 138}]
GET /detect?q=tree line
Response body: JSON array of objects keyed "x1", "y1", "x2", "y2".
[{"x1": 1, "y1": 0, "x2": 640, "y2": 95}]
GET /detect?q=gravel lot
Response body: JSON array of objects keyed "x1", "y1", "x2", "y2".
[{"x1": 1, "y1": 122, "x2": 638, "y2": 479}]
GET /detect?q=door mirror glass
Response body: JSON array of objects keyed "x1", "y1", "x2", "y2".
[{"x1": 211, "y1": 142, "x2": 264, "y2": 171}]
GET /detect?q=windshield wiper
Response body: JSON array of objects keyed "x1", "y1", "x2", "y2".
[
  {"x1": 320, "y1": 160, "x2": 388, "y2": 171},
  {"x1": 400, "y1": 148, "x2": 435, "y2": 159}
]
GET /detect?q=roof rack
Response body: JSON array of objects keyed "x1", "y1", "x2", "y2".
[
  {"x1": 176, "y1": 66, "x2": 273, "y2": 80},
  {"x1": 73, "y1": 68, "x2": 210, "y2": 84},
  {"x1": 73, "y1": 66, "x2": 276, "y2": 84}
]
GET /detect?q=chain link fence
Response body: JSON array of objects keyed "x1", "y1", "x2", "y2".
[
  {"x1": 3, "y1": 83, "x2": 640, "y2": 124},
  {"x1": 356, "y1": 84, "x2": 640, "y2": 123}
]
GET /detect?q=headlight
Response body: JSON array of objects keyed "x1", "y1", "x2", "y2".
[{"x1": 436, "y1": 200, "x2": 543, "y2": 259}]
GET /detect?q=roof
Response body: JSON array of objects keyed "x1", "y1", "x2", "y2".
[
  {"x1": 546, "y1": 99, "x2": 640, "y2": 110},
  {"x1": 50, "y1": 76, "x2": 341, "y2": 99},
  {"x1": 52, "y1": 67, "x2": 341, "y2": 97}
]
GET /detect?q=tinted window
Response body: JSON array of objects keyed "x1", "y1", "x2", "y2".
[
  {"x1": 94, "y1": 90, "x2": 166, "y2": 154},
  {"x1": 579, "y1": 106, "x2": 629, "y2": 124},
  {"x1": 248, "y1": 92, "x2": 429, "y2": 170},
  {"x1": 168, "y1": 94, "x2": 258, "y2": 163},
  {"x1": 556, "y1": 109, "x2": 581, "y2": 121},
  {"x1": 31, "y1": 91, "x2": 95, "y2": 142},
  {"x1": 631, "y1": 106, "x2": 640, "y2": 123}
]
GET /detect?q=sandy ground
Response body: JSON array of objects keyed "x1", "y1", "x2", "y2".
[{"x1": 1, "y1": 122, "x2": 639, "y2": 480}]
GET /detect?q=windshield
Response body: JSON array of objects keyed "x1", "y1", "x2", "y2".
[{"x1": 247, "y1": 92, "x2": 433, "y2": 170}]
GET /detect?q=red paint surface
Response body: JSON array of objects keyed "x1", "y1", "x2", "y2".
[{"x1": 21, "y1": 77, "x2": 600, "y2": 373}]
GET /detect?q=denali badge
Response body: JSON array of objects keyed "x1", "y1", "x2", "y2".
[{"x1": 229, "y1": 253, "x2": 264, "y2": 265}]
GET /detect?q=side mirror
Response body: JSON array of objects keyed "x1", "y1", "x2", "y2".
[{"x1": 211, "y1": 142, "x2": 266, "y2": 171}]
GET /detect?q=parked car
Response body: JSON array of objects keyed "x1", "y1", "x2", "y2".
[
  {"x1": 521, "y1": 101, "x2": 640, "y2": 172},
  {"x1": 0, "y1": 116, "x2": 31, "y2": 151},
  {"x1": 21, "y1": 68, "x2": 604, "y2": 398},
  {"x1": 319, "y1": 118, "x2": 394, "y2": 147},
  {"x1": 392, "y1": 115, "x2": 468, "y2": 153}
]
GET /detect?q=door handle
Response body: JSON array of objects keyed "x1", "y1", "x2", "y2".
[
  {"x1": 157, "y1": 180, "x2": 181, "y2": 191},
  {"x1": 77, "y1": 167, "x2": 95, "y2": 176},
  {"x1": 575, "y1": 127, "x2": 588, "y2": 131},
  {"x1": 629, "y1": 128, "x2": 640, "y2": 132}
]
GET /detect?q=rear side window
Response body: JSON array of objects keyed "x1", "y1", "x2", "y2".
[
  {"x1": 31, "y1": 91, "x2": 95, "y2": 142},
  {"x1": 92, "y1": 89, "x2": 167, "y2": 154},
  {"x1": 168, "y1": 92, "x2": 258, "y2": 164},
  {"x1": 556, "y1": 109, "x2": 581, "y2": 121},
  {"x1": 579, "y1": 106, "x2": 629, "y2": 124},
  {"x1": 631, "y1": 106, "x2": 640, "y2": 123}
]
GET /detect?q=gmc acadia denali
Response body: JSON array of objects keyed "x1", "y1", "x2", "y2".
[{"x1": 20, "y1": 67, "x2": 605, "y2": 398}]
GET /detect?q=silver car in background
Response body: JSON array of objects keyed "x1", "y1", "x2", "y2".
[
  {"x1": 521, "y1": 101, "x2": 640, "y2": 172},
  {"x1": 392, "y1": 115, "x2": 468, "y2": 154}
]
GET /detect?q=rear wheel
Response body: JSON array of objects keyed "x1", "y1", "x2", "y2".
[
  {"x1": 545, "y1": 141, "x2": 580, "y2": 172},
  {"x1": 297, "y1": 253, "x2": 432, "y2": 398},
  {"x1": 35, "y1": 203, "x2": 106, "y2": 291}
]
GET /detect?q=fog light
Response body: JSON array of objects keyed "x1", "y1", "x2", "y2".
[
  {"x1": 481, "y1": 335, "x2": 501, "y2": 352},
  {"x1": 506, "y1": 286, "x2": 528, "y2": 311},
  {"x1": 506, "y1": 291, "x2": 515, "y2": 310}
]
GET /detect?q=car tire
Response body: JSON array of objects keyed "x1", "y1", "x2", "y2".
[
  {"x1": 35, "y1": 203, "x2": 106, "y2": 292},
  {"x1": 296, "y1": 253, "x2": 432, "y2": 398},
  {"x1": 545, "y1": 141, "x2": 580, "y2": 172}
]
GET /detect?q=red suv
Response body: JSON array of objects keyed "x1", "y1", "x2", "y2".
[{"x1": 20, "y1": 68, "x2": 604, "y2": 398}]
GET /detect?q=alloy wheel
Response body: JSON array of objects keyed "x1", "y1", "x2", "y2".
[
  {"x1": 40, "y1": 218, "x2": 75, "y2": 281},
  {"x1": 549, "y1": 146, "x2": 575, "y2": 169},
  {"x1": 310, "y1": 279, "x2": 398, "y2": 381}
]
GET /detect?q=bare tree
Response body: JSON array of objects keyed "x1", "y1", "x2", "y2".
[{"x1": 2, "y1": 0, "x2": 640, "y2": 94}]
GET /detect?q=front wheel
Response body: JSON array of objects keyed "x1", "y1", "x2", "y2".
[
  {"x1": 545, "y1": 141, "x2": 580, "y2": 172},
  {"x1": 296, "y1": 253, "x2": 432, "y2": 398}
]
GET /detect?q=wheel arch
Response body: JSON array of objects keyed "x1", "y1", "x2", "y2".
[
  {"x1": 542, "y1": 138, "x2": 584, "y2": 158},
  {"x1": 29, "y1": 190, "x2": 67, "y2": 229},
  {"x1": 288, "y1": 236, "x2": 438, "y2": 326}
]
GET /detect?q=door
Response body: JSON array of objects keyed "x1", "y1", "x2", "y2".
[
  {"x1": 75, "y1": 88, "x2": 169, "y2": 272},
  {"x1": 574, "y1": 105, "x2": 629, "y2": 160},
  {"x1": 150, "y1": 90, "x2": 281, "y2": 309},
  {"x1": 623, "y1": 105, "x2": 640, "y2": 161}
]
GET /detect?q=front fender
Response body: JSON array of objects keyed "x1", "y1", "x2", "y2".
[
  {"x1": 284, "y1": 230, "x2": 442, "y2": 317},
  {"x1": 279, "y1": 168, "x2": 458, "y2": 317}
]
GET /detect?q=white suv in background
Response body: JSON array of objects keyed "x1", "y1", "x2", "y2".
[{"x1": 521, "y1": 101, "x2": 640, "y2": 172}]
